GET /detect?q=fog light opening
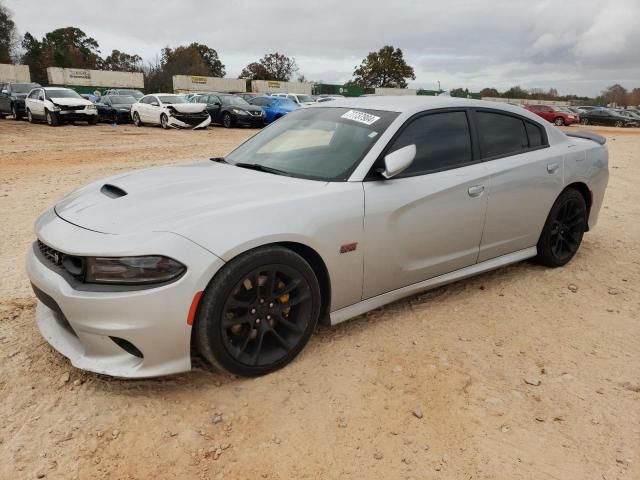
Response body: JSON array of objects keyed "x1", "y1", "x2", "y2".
[{"x1": 109, "y1": 337, "x2": 144, "y2": 358}]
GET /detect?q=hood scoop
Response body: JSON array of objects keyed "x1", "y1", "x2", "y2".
[{"x1": 100, "y1": 184, "x2": 127, "y2": 199}]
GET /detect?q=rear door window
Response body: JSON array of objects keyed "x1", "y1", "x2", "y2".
[{"x1": 476, "y1": 111, "x2": 529, "y2": 158}]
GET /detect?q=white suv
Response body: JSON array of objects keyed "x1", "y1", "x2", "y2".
[{"x1": 25, "y1": 87, "x2": 98, "y2": 126}]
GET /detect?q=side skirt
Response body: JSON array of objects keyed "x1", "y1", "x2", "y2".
[{"x1": 329, "y1": 247, "x2": 537, "y2": 326}]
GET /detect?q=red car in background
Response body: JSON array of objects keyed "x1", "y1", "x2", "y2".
[{"x1": 524, "y1": 104, "x2": 579, "y2": 126}]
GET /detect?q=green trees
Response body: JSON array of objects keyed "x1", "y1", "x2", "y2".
[
  {"x1": 351, "y1": 45, "x2": 415, "y2": 89},
  {"x1": 239, "y1": 53, "x2": 298, "y2": 81}
]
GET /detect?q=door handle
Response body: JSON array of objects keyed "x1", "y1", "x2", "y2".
[
  {"x1": 547, "y1": 162, "x2": 560, "y2": 174},
  {"x1": 468, "y1": 185, "x2": 485, "y2": 197}
]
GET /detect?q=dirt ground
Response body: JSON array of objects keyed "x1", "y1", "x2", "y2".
[{"x1": 0, "y1": 119, "x2": 638, "y2": 480}]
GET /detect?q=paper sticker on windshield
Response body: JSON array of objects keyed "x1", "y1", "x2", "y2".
[{"x1": 341, "y1": 110, "x2": 380, "y2": 125}]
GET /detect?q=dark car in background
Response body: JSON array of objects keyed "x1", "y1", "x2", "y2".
[
  {"x1": 102, "y1": 88, "x2": 144, "y2": 101},
  {"x1": 523, "y1": 104, "x2": 579, "y2": 126},
  {"x1": 580, "y1": 108, "x2": 639, "y2": 127},
  {"x1": 0, "y1": 82, "x2": 41, "y2": 119},
  {"x1": 190, "y1": 93, "x2": 265, "y2": 128},
  {"x1": 96, "y1": 95, "x2": 137, "y2": 123}
]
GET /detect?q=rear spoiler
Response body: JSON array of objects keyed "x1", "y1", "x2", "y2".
[{"x1": 565, "y1": 131, "x2": 606, "y2": 145}]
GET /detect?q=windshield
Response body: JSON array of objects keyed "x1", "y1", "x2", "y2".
[
  {"x1": 274, "y1": 98, "x2": 298, "y2": 108},
  {"x1": 296, "y1": 95, "x2": 314, "y2": 103},
  {"x1": 226, "y1": 107, "x2": 399, "y2": 181},
  {"x1": 46, "y1": 89, "x2": 82, "y2": 99},
  {"x1": 110, "y1": 95, "x2": 136, "y2": 104},
  {"x1": 220, "y1": 95, "x2": 250, "y2": 107},
  {"x1": 13, "y1": 83, "x2": 39, "y2": 94},
  {"x1": 118, "y1": 89, "x2": 143, "y2": 99},
  {"x1": 159, "y1": 95, "x2": 188, "y2": 104}
]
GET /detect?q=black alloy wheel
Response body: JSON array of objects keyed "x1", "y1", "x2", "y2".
[
  {"x1": 196, "y1": 246, "x2": 321, "y2": 376},
  {"x1": 223, "y1": 112, "x2": 233, "y2": 128},
  {"x1": 536, "y1": 188, "x2": 586, "y2": 267}
]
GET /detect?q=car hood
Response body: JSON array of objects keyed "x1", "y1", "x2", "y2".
[
  {"x1": 166, "y1": 103, "x2": 207, "y2": 113},
  {"x1": 54, "y1": 161, "x2": 326, "y2": 235},
  {"x1": 50, "y1": 97, "x2": 93, "y2": 107}
]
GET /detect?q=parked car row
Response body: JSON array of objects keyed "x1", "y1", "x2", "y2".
[{"x1": 523, "y1": 103, "x2": 640, "y2": 128}]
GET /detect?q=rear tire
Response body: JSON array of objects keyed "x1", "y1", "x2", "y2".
[
  {"x1": 88, "y1": 116, "x2": 97, "y2": 125},
  {"x1": 133, "y1": 112, "x2": 142, "y2": 127},
  {"x1": 614, "y1": 120, "x2": 623, "y2": 128},
  {"x1": 195, "y1": 246, "x2": 321, "y2": 377},
  {"x1": 535, "y1": 188, "x2": 587, "y2": 268},
  {"x1": 581, "y1": 118, "x2": 589, "y2": 125}
]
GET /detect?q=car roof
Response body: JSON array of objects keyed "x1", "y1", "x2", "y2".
[
  {"x1": 306, "y1": 95, "x2": 539, "y2": 115},
  {"x1": 42, "y1": 87, "x2": 72, "y2": 90}
]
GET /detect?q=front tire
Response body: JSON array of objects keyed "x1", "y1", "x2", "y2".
[
  {"x1": 133, "y1": 112, "x2": 142, "y2": 127},
  {"x1": 581, "y1": 118, "x2": 589, "y2": 125},
  {"x1": 12, "y1": 103, "x2": 22, "y2": 120},
  {"x1": 196, "y1": 246, "x2": 321, "y2": 377},
  {"x1": 27, "y1": 109, "x2": 34, "y2": 123},
  {"x1": 614, "y1": 120, "x2": 623, "y2": 128},
  {"x1": 45, "y1": 110, "x2": 59, "y2": 126},
  {"x1": 222, "y1": 112, "x2": 233, "y2": 128},
  {"x1": 554, "y1": 116, "x2": 564, "y2": 126},
  {"x1": 536, "y1": 188, "x2": 587, "y2": 267},
  {"x1": 160, "y1": 113, "x2": 169, "y2": 129},
  {"x1": 88, "y1": 116, "x2": 97, "y2": 125}
]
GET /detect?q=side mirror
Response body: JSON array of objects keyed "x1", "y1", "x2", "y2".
[
  {"x1": 151, "y1": 101, "x2": 159, "y2": 107},
  {"x1": 382, "y1": 144, "x2": 416, "y2": 179}
]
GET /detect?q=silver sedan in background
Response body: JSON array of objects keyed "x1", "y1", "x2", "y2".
[{"x1": 27, "y1": 97, "x2": 608, "y2": 378}]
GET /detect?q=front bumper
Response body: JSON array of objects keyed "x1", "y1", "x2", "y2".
[
  {"x1": 26, "y1": 209, "x2": 225, "y2": 378},
  {"x1": 234, "y1": 113, "x2": 265, "y2": 127},
  {"x1": 169, "y1": 113, "x2": 211, "y2": 130},
  {"x1": 58, "y1": 110, "x2": 98, "y2": 122}
]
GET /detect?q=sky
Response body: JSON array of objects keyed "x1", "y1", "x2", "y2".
[{"x1": 5, "y1": 0, "x2": 639, "y2": 96}]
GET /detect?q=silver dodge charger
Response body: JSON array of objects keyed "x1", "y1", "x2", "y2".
[{"x1": 26, "y1": 97, "x2": 609, "y2": 378}]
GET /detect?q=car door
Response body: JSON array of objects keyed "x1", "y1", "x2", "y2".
[
  {"x1": 208, "y1": 95, "x2": 222, "y2": 122},
  {"x1": 474, "y1": 109, "x2": 564, "y2": 261},
  {"x1": 96, "y1": 97, "x2": 111, "y2": 120},
  {"x1": 30, "y1": 89, "x2": 46, "y2": 118},
  {"x1": 0, "y1": 84, "x2": 8, "y2": 113},
  {"x1": 362, "y1": 110, "x2": 489, "y2": 299}
]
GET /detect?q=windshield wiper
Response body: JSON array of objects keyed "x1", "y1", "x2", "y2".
[
  {"x1": 210, "y1": 156, "x2": 229, "y2": 163},
  {"x1": 234, "y1": 162, "x2": 291, "y2": 177}
]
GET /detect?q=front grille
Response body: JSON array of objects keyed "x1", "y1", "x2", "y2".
[
  {"x1": 36, "y1": 240, "x2": 85, "y2": 281},
  {"x1": 38, "y1": 240, "x2": 63, "y2": 267},
  {"x1": 60, "y1": 105, "x2": 85, "y2": 111}
]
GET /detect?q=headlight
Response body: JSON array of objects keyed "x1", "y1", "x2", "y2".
[
  {"x1": 87, "y1": 104, "x2": 97, "y2": 110},
  {"x1": 51, "y1": 104, "x2": 61, "y2": 112},
  {"x1": 85, "y1": 256, "x2": 186, "y2": 285},
  {"x1": 119, "y1": 108, "x2": 129, "y2": 112},
  {"x1": 233, "y1": 109, "x2": 249, "y2": 115}
]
